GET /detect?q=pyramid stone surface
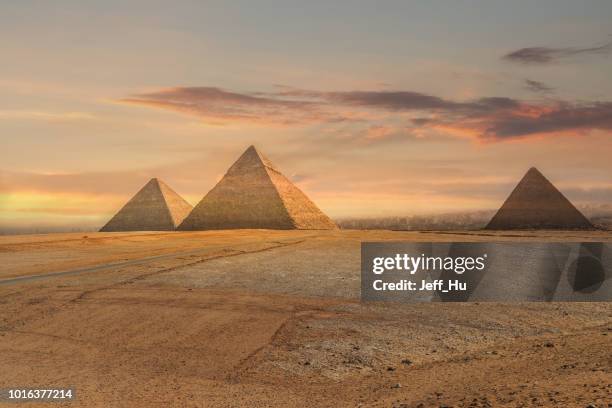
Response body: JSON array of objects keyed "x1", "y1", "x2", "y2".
[
  {"x1": 485, "y1": 167, "x2": 594, "y2": 230},
  {"x1": 178, "y1": 146, "x2": 336, "y2": 230},
  {"x1": 100, "y1": 178, "x2": 193, "y2": 231}
]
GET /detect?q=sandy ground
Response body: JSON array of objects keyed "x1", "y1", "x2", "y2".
[{"x1": 0, "y1": 230, "x2": 610, "y2": 407}]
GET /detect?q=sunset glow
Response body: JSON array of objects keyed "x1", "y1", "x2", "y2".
[{"x1": 1, "y1": 1, "x2": 611, "y2": 232}]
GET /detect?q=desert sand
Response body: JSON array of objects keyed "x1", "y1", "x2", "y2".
[{"x1": 0, "y1": 230, "x2": 610, "y2": 407}]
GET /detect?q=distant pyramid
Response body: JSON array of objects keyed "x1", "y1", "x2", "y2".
[
  {"x1": 178, "y1": 145, "x2": 336, "y2": 230},
  {"x1": 100, "y1": 178, "x2": 193, "y2": 232},
  {"x1": 485, "y1": 167, "x2": 594, "y2": 230}
]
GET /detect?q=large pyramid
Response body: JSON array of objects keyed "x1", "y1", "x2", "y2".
[
  {"x1": 485, "y1": 167, "x2": 594, "y2": 230},
  {"x1": 100, "y1": 178, "x2": 193, "y2": 232},
  {"x1": 178, "y1": 146, "x2": 336, "y2": 230}
]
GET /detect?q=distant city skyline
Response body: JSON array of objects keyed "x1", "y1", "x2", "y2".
[{"x1": 1, "y1": 1, "x2": 612, "y2": 231}]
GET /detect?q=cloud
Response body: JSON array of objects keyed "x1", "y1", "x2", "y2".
[
  {"x1": 120, "y1": 87, "x2": 521, "y2": 126},
  {"x1": 327, "y1": 91, "x2": 457, "y2": 110},
  {"x1": 524, "y1": 79, "x2": 553, "y2": 94},
  {"x1": 120, "y1": 86, "x2": 612, "y2": 142},
  {"x1": 320, "y1": 92, "x2": 612, "y2": 141},
  {"x1": 120, "y1": 86, "x2": 344, "y2": 126},
  {"x1": 502, "y1": 41, "x2": 612, "y2": 65},
  {"x1": 329, "y1": 91, "x2": 612, "y2": 140},
  {"x1": 485, "y1": 102, "x2": 612, "y2": 139},
  {"x1": 417, "y1": 101, "x2": 612, "y2": 141},
  {"x1": 307, "y1": 90, "x2": 519, "y2": 114}
]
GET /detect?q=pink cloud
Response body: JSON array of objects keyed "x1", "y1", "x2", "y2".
[{"x1": 120, "y1": 86, "x2": 612, "y2": 142}]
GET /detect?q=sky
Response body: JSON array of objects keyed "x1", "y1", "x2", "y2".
[{"x1": 1, "y1": 0, "x2": 612, "y2": 231}]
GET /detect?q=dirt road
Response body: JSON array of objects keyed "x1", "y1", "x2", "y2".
[{"x1": 0, "y1": 230, "x2": 610, "y2": 407}]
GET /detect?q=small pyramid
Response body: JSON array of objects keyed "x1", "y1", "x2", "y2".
[
  {"x1": 178, "y1": 146, "x2": 336, "y2": 230},
  {"x1": 100, "y1": 178, "x2": 193, "y2": 231},
  {"x1": 485, "y1": 167, "x2": 594, "y2": 230}
]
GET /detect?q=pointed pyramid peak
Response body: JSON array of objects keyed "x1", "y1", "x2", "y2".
[
  {"x1": 153, "y1": 177, "x2": 175, "y2": 192},
  {"x1": 518, "y1": 167, "x2": 551, "y2": 186},
  {"x1": 241, "y1": 144, "x2": 262, "y2": 157},
  {"x1": 485, "y1": 168, "x2": 594, "y2": 230},
  {"x1": 228, "y1": 145, "x2": 279, "y2": 174},
  {"x1": 141, "y1": 177, "x2": 158, "y2": 186},
  {"x1": 242, "y1": 145, "x2": 266, "y2": 161},
  {"x1": 524, "y1": 167, "x2": 545, "y2": 178},
  {"x1": 145, "y1": 177, "x2": 163, "y2": 189},
  {"x1": 145, "y1": 178, "x2": 172, "y2": 194},
  {"x1": 239, "y1": 144, "x2": 257, "y2": 157}
]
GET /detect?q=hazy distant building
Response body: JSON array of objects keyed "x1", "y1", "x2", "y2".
[
  {"x1": 485, "y1": 167, "x2": 594, "y2": 230},
  {"x1": 178, "y1": 145, "x2": 336, "y2": 230},
  {"x1": 100, "y1": 178, "x2": 193, "y2": 232}
]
